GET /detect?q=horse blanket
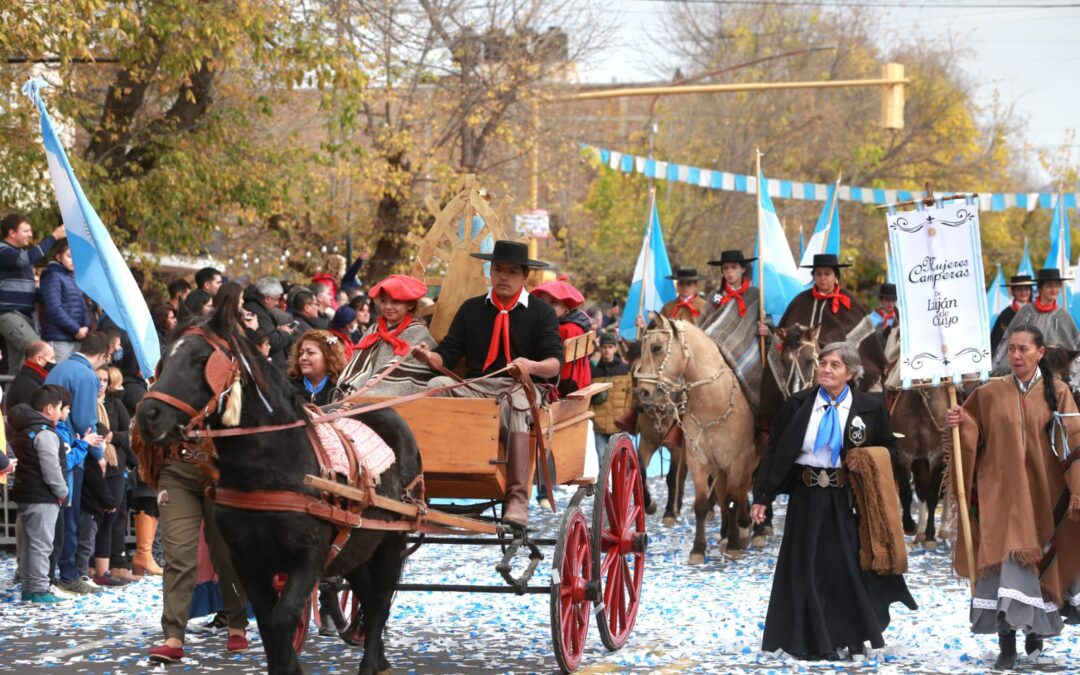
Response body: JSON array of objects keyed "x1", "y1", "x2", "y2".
[{"x1": 311, "y1": 415, "x2": 396, "y2": 483}]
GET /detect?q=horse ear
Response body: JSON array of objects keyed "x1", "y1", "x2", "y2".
[{"x1": 808, "y1": 323, "x2": 822, "y2": 342}]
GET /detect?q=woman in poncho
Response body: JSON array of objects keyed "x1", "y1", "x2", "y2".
[
  {"x1": 947, "y1": 323, "x2": 1080, "y2": 669},
  {"x1": 339, "y1": 275, "x2": 435, "y2": 396}
]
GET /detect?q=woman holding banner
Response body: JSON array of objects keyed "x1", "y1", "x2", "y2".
[{"x1": 946, "y1": 324, "x2": 1080, "y2": 670}]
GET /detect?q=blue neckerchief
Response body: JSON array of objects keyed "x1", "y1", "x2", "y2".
[
  {"x1": 814, "y1": 385, "x2": 850, "y2": 467},
  {"x1": 304, "y1": 375, "x2": 329, "y2": 395}
]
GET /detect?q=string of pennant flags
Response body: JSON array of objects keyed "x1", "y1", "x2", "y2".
[{"x1": 584, "y1": 144, "x2": 1079, "y2": 212}]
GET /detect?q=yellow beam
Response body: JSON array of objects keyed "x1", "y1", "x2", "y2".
[{"x1": 559, "y1": 77, "x2": 909, "y2": 102}]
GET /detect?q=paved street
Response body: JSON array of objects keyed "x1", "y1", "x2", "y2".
[{"x1": 1, "y1": 475, "x2": 1077, "y2": 674}]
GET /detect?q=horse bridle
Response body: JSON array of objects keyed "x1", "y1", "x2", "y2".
[
  {"x1": 780, "y1": 337, "x2": 819, "y2": 398},
  {"x1": 141, "y1": 327, "x2": 241, "y2": 441}
]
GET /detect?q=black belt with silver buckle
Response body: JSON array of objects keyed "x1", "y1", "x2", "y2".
[{"x1": 799, "y1": 465, "x2": 849, "y2": 488}]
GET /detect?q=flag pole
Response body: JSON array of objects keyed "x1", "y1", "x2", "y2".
[
  {"x1": 756, "y1": 149, "x2": 766, "y2": 365},
  {"x1": 884, "y1": 240, "x2": 891, "y2": 283},
  {"x1": 1059, "y1": 186, "x2": 1069, "y2": 311},
  {"x1": 820, "y1": 172, "x2": 842, "y2": 254},
  {"x1": 638, "y1": 185, "x2": 657, "y2": 337}
]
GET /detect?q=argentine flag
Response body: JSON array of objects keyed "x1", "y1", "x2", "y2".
[
  {"x1": 24, "y1": 78, "x2": 160, "y2": 378},
  {"x1": 620, "y1": 200, "x2": 676, "y2": 339},
  {"x1": 986, "y1": 263, "x2": 1009, "y2": 324},
  {"x1": 798, "y1": 184, "x2": 840, "y2": 284},
  {"x1": 1044, "y1": 193, "x2": 1071, "y2": 273},
  {"x1": 1017, "y1": 238, "x2": 1035, "y2": 278},
  {"x1": 754, "y1": 168, "x2": 804, "y2": 319}
]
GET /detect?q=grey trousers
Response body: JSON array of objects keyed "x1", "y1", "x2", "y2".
[
  {"x1": 0, "y1": 312, "x2": 39, "y2": 374},
  {"x1": 428, "y1": 376, "x2": 534, "y2": 433},
  {"x1": 16, "y1": 502, "x2": 60, "y2": 594},
  {"x1": 75, "y1": 511, "x2": 101, "y2": 578}
]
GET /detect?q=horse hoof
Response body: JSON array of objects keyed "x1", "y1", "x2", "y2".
[
  {"x1": 913, "y1": 533, "x2": 926, "y2": 544},
  {"x1": 922, "y1": 540, "x2": 939, "y2": 550},
  {"x1": 751, "y1": 535, "x2": 767, "y2": 548},
  {"x1": 687, "y1": 552, "x2": 705, "y2": 565},
  {"x1": 662, "y1": 516, "x2": 677, "y2": 527},
  {"x1": 723, "y1": 548, "x2": 742, "y2": 561},
  {"x1": 764, "y1": 526, "x2": 774, "y2": 537},
  {"x1": 645, "y1": 502, "x2": 658, "y2": 515}
]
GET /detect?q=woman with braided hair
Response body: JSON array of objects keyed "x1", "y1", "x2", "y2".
[{"x1": 946, "y1": 324, "x2": 1080, "y2": 669}]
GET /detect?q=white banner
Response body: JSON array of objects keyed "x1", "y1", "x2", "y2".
[{"x1": 887, "y1": 200, "x2": 991, "y2": 386}]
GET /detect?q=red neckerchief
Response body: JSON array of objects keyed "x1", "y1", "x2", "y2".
[
  {"x1": 1011, "y1": 299, "x2": 1023, "y2": 313},
  {"x1": 483, "y1": 289, "x2": 524, "y2": 372},
  {"x1": 672, "y1": 295, "x2": 701, "y2": 318},
  {"x1": 25, "y1": 360, "x2": 49, "y2": 380},
  {"x1": 875, "y1": 307, "x2": 896, "y2": 325},
  {"x1": 357, "y1": 315, "x2": 413, "y2": 356},
  {"x1": 811, "y1": 285, "x2": 852, "y2": 314},
  {"x1": 718, "y1": 279, "x2": 750, "y2": 316},
  {"x1": 1035, "y1": 298, "x2": 1058, "y2": 313}
]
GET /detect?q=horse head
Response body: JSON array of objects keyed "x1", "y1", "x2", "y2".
[
  {"x1": 137, "y1": 325, "x2": 249, "y2": 447},
  {"x1": 774, "y1": 323, "x2": 821, "y2": 396},
  {"x1": 633, "y1": 314, "x2": 689, "y2": 414}
]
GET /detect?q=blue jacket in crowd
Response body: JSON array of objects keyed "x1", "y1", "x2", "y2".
[
  {"x1": 0, "y1": 235, "x2": 57, "y2": 315},
  {"x1": 45, "y1": 353, "x2": 104, "y2": 457},
  {"x1": 39, "y1": 260, "x2": 91, "y2": 341}
]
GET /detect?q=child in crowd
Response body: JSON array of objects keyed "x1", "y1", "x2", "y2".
[{"x1": 11, "y1": 384, "x2": 71, "y2": 603}]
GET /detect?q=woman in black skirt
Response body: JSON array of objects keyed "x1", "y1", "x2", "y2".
[{"x1": 751, "y1": 341, "x2": 916, "y2": 661}]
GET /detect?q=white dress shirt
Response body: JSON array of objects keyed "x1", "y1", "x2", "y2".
[{"x1": 795, "y1": 388, "x2": 852, "y2": 468}]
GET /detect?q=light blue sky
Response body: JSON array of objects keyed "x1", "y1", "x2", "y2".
[{"x1": 577, "y1": 1, "x2": 1080, "y2": 186}]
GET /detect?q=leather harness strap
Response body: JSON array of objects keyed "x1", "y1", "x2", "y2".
[{"x1": 215, "y1": 487, "x2": 362, "y2": 528}]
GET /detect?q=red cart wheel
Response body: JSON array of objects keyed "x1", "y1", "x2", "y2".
[
  {"x1": 591, "y1": 433, "x2": 647, "y2": 651},
  {"x1": 338, "y1": 586, "x2": 364, "y2": 645},
  {"x1": 550, "y1": 506, "x2": 593, "y2": 673},
  {"x1": 272, "y1": 573, "x2": 314, "y2": 655}
]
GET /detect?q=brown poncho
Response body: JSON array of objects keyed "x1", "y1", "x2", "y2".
[
  {"x1": 338, "y1": 318, "x2": 436, "y2": 396},
  {"x1": 955, "y1": 374, "x2": 1080, "y2": 604}
]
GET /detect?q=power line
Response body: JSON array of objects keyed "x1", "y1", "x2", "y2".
[{"x1": 623, "y1": 0, "x2": 1080, "y2": 8}]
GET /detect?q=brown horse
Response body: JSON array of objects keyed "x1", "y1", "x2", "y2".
[{"x1": 634, "y1": 315, "x2": 757, "y2": 563}]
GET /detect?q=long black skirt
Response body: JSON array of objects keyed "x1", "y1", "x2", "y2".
[{"x1": 761, "y1": 480, "x2": 917, "y2": 657}]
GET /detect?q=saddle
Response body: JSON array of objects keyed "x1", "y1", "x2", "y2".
[{"x1": 303, "y1": 403, "x2": 396, "y2": 489}]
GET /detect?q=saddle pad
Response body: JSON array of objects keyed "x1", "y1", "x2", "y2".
[{"x1": 312, "y1": 417, "x2": 396, "y2": 480}]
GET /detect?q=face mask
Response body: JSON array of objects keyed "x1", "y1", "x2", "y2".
[
  {"x1": 43, "y1": 360, "x2": 56, "y2": 372},
  {"x1": 112, "y1": 347, "x2": 124, "y2": 363}
]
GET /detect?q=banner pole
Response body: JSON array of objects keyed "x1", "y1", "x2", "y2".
[
  {"x1": 638, "y1": 185, "x2": 657, "y2": 338},
  {"x1": 757, "y1": 149, "x2": 766, "y2": 365},
  {"x1": 948, "y1": 381, "x2": 977, "y2": 596}
]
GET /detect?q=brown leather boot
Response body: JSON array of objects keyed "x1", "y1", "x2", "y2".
[
  {"x1": 502, "y1": 431, "x2": 533, "y2": 529},
  {"x1": 614, "y1": 408, "x2": 638, "y2": 433},
  {"x1": 132, "y1": 513, "x2": 164, "y2": 576}
]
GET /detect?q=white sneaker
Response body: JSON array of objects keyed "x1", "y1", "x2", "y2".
[
  {"x1": 80, "y1": 575, "x2": 102, "y2": 589},
  {"x1": 50, "y1": 584, "x2": 76, "y2": 597}
]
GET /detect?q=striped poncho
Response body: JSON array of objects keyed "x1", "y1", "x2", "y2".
[{"x1": 338, "y1": 318, "x2": 437, "y2": 396}]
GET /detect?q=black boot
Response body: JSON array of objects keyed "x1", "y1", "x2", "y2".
[
  {"x1": 848, "y1": 642, "x2": 865, "y2": 662},
  {"x1": 994, "y1": 630, "x2": 1017, "y2": 670},
  {"x1": 1025, "y1": 632, "x2": 1043, "y2": 658}
]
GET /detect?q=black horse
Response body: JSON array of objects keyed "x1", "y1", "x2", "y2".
[{"x1": 137, "y1": 311, "x2": 421, "y2": 675}]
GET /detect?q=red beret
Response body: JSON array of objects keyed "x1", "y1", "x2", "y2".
[
  {"x1": 532, "y1": 280, "x2": 585, "y2": 309},
  {"x1": 369, "y1": 275, "x2": 428, "y2": 302}
]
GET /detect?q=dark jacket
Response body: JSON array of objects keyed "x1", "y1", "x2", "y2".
[
  {"x1": 434, "y1": 293, "x2": 564, "y2": 379},
  {"x1": 0, "y1": 235, "x2": 56, "y2": 315},
  {"x1": 102, "y1": 394, "x2": 133, "y2": 480},
  {"x1": 80, "y1": 455, "x2": 116, "y2": 517},
  {"x1": 4, "y1": 361, "x2": 48, "y2": 414},
  {"x1": 591, "y1": 358, "x2": 629, "y2": 378},
  {"x1": 291, "y1": 377, "x2": 342, "y2": 408},
  {"x1": 39, "y1": 261, "x2": 91, "y2": 341},
  {"x1": 9, "y1": 404, "x2": 68, "y2": 504},
  {"x1": 98, "y1": 316, "x2": 148, "y2": 414},
  {"x1": 753, "y1": 386, "x2": 895, "y2": 505},
  {"x1": 243, "y1": 287, "x2": 292, "y2": 369}
]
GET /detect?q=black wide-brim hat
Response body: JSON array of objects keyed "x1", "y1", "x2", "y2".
[
  {"x1": 665, "y1": 267, "x2": 703, "y2": 282},
  {"x1": 1004, "y1": 274, "x2": 1035, "y2": 288},
  {"x1": 800, "y1": 253, "x2": 852, "y2": 269},
  {"x1": 879, "y1": 283, "x2": 897, "y2": 298},
  {"x1": 470, "y1": 240, "x2": 549, "y2": 268},
  {"x1": 708, "y1": 249, "x2": 757, "y2": 266},
  {"x1": 1036, "y1": 268, "x2": 1072, "y2": 283}
]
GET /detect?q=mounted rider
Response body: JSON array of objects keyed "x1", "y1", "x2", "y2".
[
  {"x1": 759, "y1": 253, "x2": 887, "y2": 421},
  {"x1": 413, "y1": 241, "x2": 563, "y2": 529},
  {"x1": 660, "y1": 267, "x2": 707, "y2": 323},
  {"x1": 991, "y1": 268, "x2": 1080, "y2": 377},
  {"x1": 699, "y1": 249, "x2": 764, "y2": 410},
  {"x1": 869, "y1": 283, "x2": 899, "y2": 347},
  {"x1": 989, "y1": 274, "x2": 1034, "y2": 355}
]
